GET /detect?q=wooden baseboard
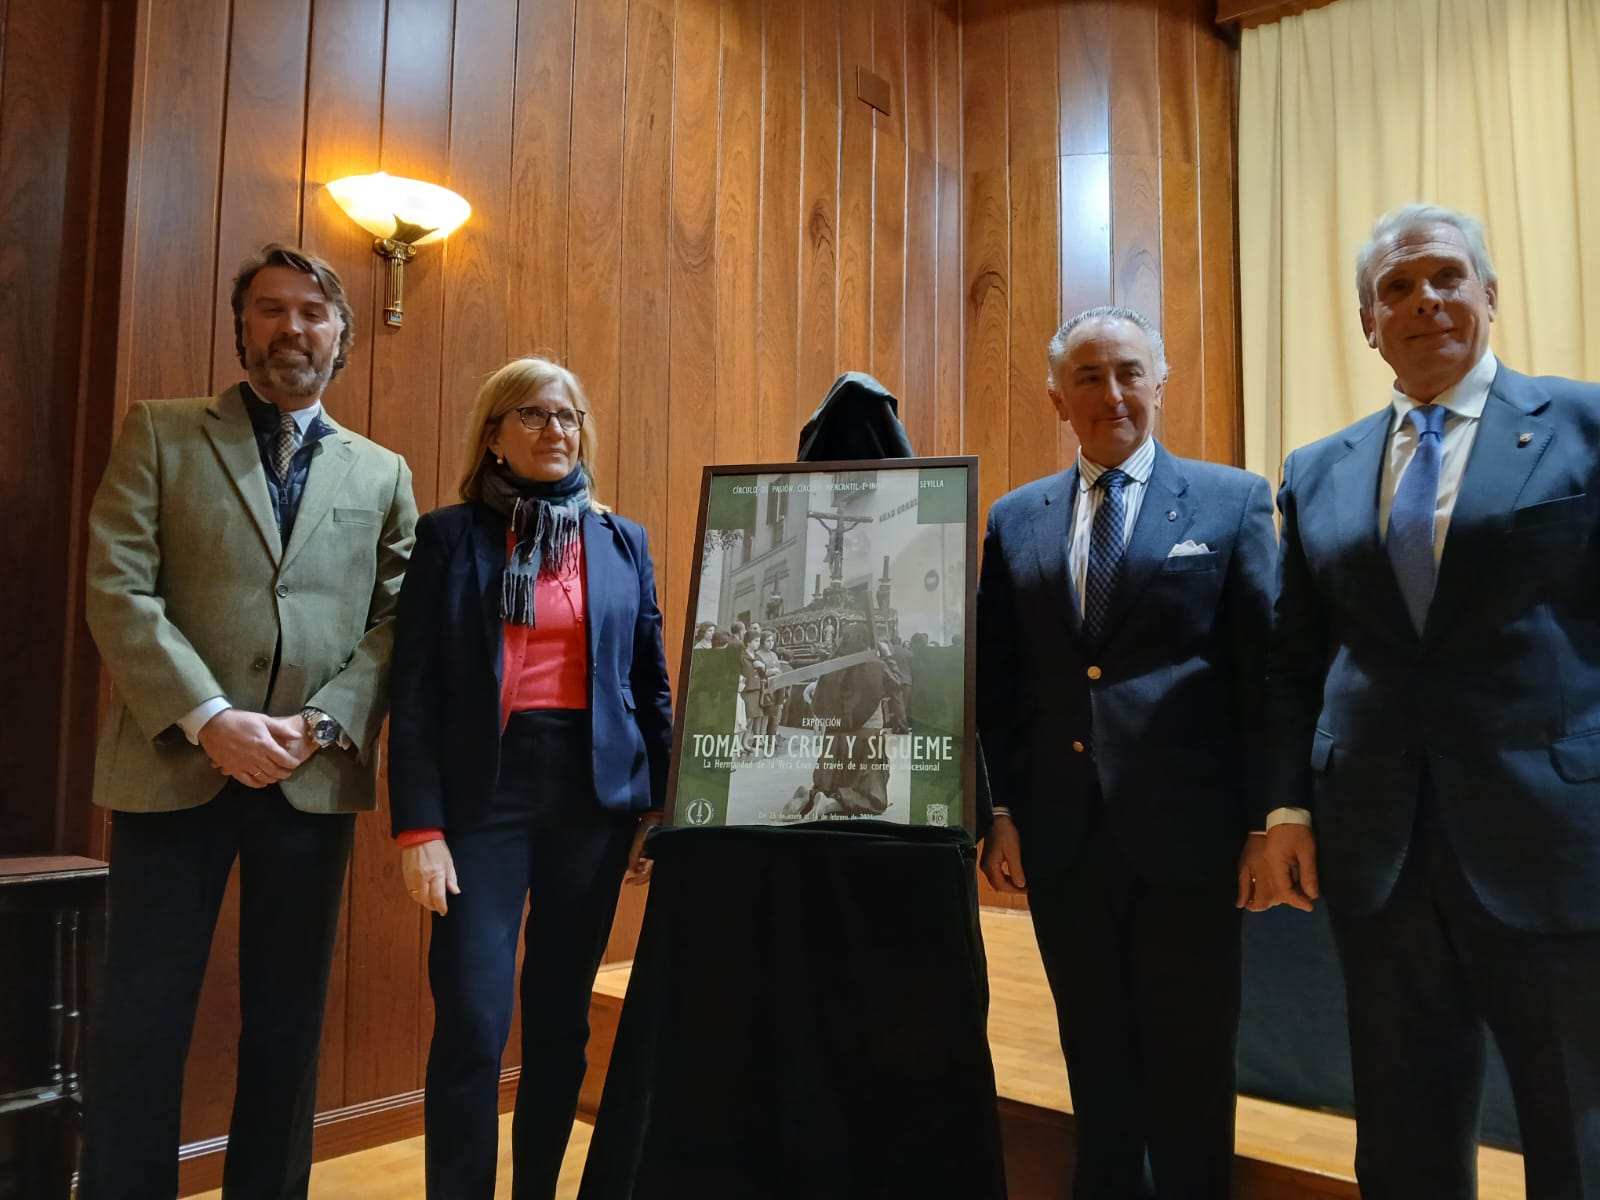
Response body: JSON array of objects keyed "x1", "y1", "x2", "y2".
[{"x1": 995, "y1": 1096, "x2": 1361, "y2": 1200}]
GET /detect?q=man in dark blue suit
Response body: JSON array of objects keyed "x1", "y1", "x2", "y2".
[
  {"x1": 1262, "y1": 204, "x2": 1600, "y2": 1197},
  {"x1": 977, "y1": 306, "x2": 1276, "y2": 1198}
]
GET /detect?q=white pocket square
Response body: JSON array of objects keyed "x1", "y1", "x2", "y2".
[{"x1": 1167, "y1": 540, "x2": 1212, "y2": 557}]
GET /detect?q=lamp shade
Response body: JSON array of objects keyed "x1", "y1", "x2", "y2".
[{"x1": 325, "y1": 172, "x2": 470, "y2": 246}]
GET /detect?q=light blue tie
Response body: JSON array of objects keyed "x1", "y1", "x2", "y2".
[
  {"x1": 1083, "y1": 469, "x2": 1129, "y2": 642},
  {"x1": 1387, "y1": 404, "x2": 1448, "y2": 634}
]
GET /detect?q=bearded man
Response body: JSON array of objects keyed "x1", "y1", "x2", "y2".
[{"x1": 79, "y1": 243, "x2": 417, "y2": 1199}]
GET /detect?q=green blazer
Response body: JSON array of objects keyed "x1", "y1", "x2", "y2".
[{"x1": 85, "y1": 385, "x2": 418, "y2": 814}]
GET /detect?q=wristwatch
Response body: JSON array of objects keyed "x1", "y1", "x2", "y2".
[{"x1": 300, "y1": 707, "x2": 340, "y2": 749}]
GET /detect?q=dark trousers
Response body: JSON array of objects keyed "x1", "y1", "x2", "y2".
[
  {"x1": 1331, "y1": 797, "x2": 1600, "y2": 1200},
  {"x1": 424, "y1": 709, "x2": 635, "y2": 1200},
  {"x1": 79, "y1": 782, "x2": 355, "y2": 1200},
  {"x1": 1026, "y1": 803, "x2": 1241, "y2": 1200}
]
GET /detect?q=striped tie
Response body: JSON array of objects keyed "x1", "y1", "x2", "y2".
[
  {"x1": 1387, "y1": 403, "x2": 1447, "y2": 634},
  {"x1": 1083, "y1": 468, "x2": 1129, "y2": 642},
  {"x1": 272, "y1": 410, "x2": 300, "y2": 482}
]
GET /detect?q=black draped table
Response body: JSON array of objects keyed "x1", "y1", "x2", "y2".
[{"x1": 579, "y1": 824, "x2": 1008, "y2": 1200}]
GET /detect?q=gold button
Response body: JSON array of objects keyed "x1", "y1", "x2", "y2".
[
  {"x1": 1072, "y1": 740, "x2": 1085, "y2": 753},
  {"x1": 1086, "y1": 665, "x2": 1102, "y2": 680}
]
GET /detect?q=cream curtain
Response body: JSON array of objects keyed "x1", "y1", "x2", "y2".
[{"x1": 1238, "y1": 0, "x2": 1600, "y2": 483}]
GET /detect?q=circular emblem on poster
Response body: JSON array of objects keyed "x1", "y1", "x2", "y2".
[
  {"x1": 924, "y1": 569, "x2": 939, "y2": 592},
  {"x1": 684, "y1": 798, "x2": 715, "y2": 826}
]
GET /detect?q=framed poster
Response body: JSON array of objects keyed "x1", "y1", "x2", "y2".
[{"x1": 664, "y1": 457, "x2": 979, "y2": 834}]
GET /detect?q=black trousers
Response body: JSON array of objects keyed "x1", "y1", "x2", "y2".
[
  {"x1": 1331, "y1": 791, "x2": 1600, "y2": 1200},
  {"x1": 79, "y1": 781, "x2": 355, "y2": 1200},
  {"x1": 1025, "y1": 801, "x2": 1241, "y2": 1200},
  {"x1": 424, "y1": 709, "x2": 635, "y2": 1200}
]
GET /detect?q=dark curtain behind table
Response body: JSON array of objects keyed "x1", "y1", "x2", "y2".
[
  {"x1": 578, "y1": 826, "x2": 1007, "y2": 1200},
  {"x1": 1238, "y1": 904, "x2": 1521, "y2": 1150}
]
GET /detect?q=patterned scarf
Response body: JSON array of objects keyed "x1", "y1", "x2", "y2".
[{"x1": 478, "y1": 462, "x2": 589, "y2": 626}]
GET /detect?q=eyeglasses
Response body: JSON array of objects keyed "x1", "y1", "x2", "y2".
[{"x1": 514, "y1": 405, "x2": 586, "y2": 434}]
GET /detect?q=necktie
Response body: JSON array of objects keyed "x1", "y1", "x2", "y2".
[
  {"x1": 1083, "y1": 469, "x2": 1129, "y2": 642},
  {"x1": 272, "y1": 410, "x2": 301, "y2": 482},
  {"x1": 1386, "y1": 403, "x2": 1447, "y2": 634}
]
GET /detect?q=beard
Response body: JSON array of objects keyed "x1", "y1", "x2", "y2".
[{"x1": 246, "y1": 336, "x2": 335, "y2": 398}]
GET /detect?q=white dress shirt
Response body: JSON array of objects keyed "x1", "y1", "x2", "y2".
[
  {"x1": 179, "y1": 401, "x2": 326, "y2": 745},
  {"x1": 1068, "y1": 437, "x2": 1158, "y2": 618},
  {"x1": 1267, "y1": 351, "x2": 1498, "y2": 830}
]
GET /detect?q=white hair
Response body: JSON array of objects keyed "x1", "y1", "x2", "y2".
[
  {"x1": 1047, "y1": 306, "x2": 1169, "y2": 381},
  {"x1": 1356, "y1": 203, "x2": 1496, "y2": 309}
]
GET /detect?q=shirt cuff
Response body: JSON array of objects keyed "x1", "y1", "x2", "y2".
[
  {"x1": 395, "y1": 829, "x2": 444, "y2": 847},
  {"x1": 179, "y1": 697, "x2": 232, "y2": 745},
  {"x1": 1266, "y1": 806, "x2": 1313, "y2": 829}
]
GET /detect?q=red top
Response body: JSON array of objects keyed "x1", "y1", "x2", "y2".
[
  {"x1": 396, "y1": 531, "x2": 589, "y2": 849},
  {"x1": 500, "y1": 531, "x2": 589, "y2": 724}
]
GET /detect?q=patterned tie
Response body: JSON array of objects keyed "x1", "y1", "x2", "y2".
[
  {"x1": 1083, "y1": 469, "x2": 1130, "y2": 642},
  {"x1": 1386, "y1": 403, "x2": 1448, "y2": 634},
  {"x1": 272, "y1": 409, "x2": 301, "y2": 482}
]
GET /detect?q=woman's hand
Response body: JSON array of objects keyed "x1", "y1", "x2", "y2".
[
  {"x1": 625, "y1": 812, "x2": 665, "y2": 886},
  {"x1": 402, "y1": 839, "x2": 461, "y2": 915}
]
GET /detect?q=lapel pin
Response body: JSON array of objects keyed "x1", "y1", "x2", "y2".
[
  {"x1": 1167, "y1": 510, "x2": 1177, "y2": 521},
  {"x1": 1518, "y1": 432, "x2": 1533, "y2": 446}
]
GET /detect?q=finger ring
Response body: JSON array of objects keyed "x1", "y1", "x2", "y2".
[
  {"x1": 250, "y1": 769, "x2": 263, "y2": 778},
  {"x1": 409, "y1": 889, "x2": 420, "y2": 895}
]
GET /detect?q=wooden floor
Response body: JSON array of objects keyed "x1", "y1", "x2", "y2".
[
  {"x1": 980, "y1": 908, "x2": 1527, "y2": 1200},
  {"x1": 196, "y1": 914, "x2": 1528, "y2": 1199},
  {"x1": 190, "y1": 1113, "x2": 592, "y2": 1200}
]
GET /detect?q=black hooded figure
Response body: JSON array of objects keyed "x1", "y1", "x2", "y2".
[{"x1": 796, "y1": 372, "x2": 914, "y2": 461}]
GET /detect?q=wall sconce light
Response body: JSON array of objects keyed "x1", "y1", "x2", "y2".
[{"x1": 325, "y1": 172, "x2": 471, "y2": 327}]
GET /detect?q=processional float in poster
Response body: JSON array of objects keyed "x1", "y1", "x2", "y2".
[{"x1": 665, "y1": 458, "x2": 978, "y2": 834}]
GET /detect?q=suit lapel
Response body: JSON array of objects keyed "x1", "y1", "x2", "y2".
[
  {"x1": 583, "y1": 510, "x2": 620, "y2": 670},
  {"x1": 1427, "y1": 369, "x2": 1552, "y2": 639},
  {"x1": 280, "y1": 423, "x2": 356, "y2": 572},
  {"x1": 1031, "y1": 468, "x2": 1084, "y2": 641},
  {"x1": 1098, "y1": 446, "x2": 1192, "y2": 645},
  {"x1": 203, "y1": 385, "x2": 282, "y2": 560},
  {"x1": 1325, "y1": 410, "x2": 1416, "y2": 635},
  {"x1": 470, "y1": 505, "x2": 507, "y2": 688}
]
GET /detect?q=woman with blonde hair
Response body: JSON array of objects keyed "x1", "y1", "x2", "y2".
[{"x1": 389, "y1": 356, "x2": 672, "y2": 1199}]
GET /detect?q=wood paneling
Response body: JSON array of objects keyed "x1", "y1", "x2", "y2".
[
  {"x1": 88, "y1": 0, "x2": 969, "y2": 1174},
  {"x1": 1215, "y1": 0, "x2": 1336, "y2": 28},
  {"x1": 958, "y1": 0, "x2": 1242, "y2": 499}
]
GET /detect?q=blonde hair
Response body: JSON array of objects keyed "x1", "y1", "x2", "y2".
[{"x1": 456, "y1": 356, "x2": 609, "y2": 511}]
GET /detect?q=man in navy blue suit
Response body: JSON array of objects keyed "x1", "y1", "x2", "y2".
[
  {"x1": 1262, "y1": 204, "x2": 1600, "y2": 1197},
  {"x1": 977, "y1": 306, "x2": 1276, "y2": 1199}
]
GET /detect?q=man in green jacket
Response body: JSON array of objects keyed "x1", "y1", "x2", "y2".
[{"x1": 80, "y1": 243, "x2": 416, "y2": 1199}]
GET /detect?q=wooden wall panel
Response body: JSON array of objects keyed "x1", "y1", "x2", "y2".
[
  {"x1": 665, "y1": 0, "x2": 720, "y2": 673},
  {"x1": 300, "y1": 0, "x2": 386, "y2": 438},
  {"x1": 0, "y1": 0, "x2": 110, "y2": 857},
  {"x1": 836, "y1": 0, "x2": 874, "y2": 374},
  {"x1": 206, "y1": 0, "x2": 310, "y2": 395},
  {"x1": 118, "y1": 0, "x2": 230, "y2": 406},
  {"x1": 713, "y1": 41, "x2": 762, "y2": 463},
  {"x1": 566, "y1": 0, "x2": 629, "y2": 497},
  {"x1": 757, "y1": 0, "x2": 802, "y2": 461},
  {"x1": 509, "y1": 0, "x2": 575, "y2": 358},
  {"x1": 797, "y1": 0, "x2": 840, "y2": 425},
  {"x1": 438, "y1": 0, "x2": 518, "y2": 501},
  {"x1": 61, "y1": 0, "x2": 1241, "y2": 1177}
]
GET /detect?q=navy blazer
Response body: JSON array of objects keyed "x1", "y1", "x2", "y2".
[
  {"x1": 977, "y1": 445, "x2": 1276, "y2": 887},
  {"x1": 388, "y1": 501, "x2": 673, "y2": 833},
  {"x1": 1267, "y1": 364, "x2": 1600, "y2": 931}
]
